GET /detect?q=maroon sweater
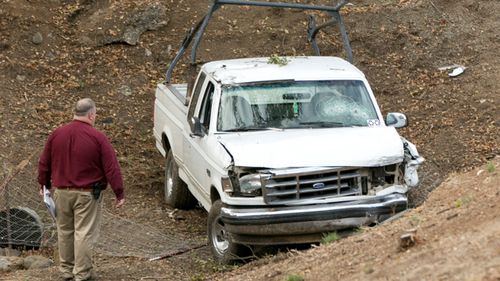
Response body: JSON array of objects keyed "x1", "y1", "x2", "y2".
[{"x1": 38, "y1": 120, "x2": 124, "y2": 200}]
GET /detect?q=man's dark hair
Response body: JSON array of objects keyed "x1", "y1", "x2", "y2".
[{"x1": 75, "y1": 98, "x2": 96, "y2": 116}]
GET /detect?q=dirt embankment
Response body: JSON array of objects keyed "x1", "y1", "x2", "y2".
[
  {"x1": 0, "y1": 0, "x2": 499, "y2": 280},
  {"x1": 219, "y1": 157, "x2": 500, "y2": 281}
]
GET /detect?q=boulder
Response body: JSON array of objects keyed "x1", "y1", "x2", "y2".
[
  {"x1": 77, "y1": 3, "x2": 169, "y2": 46},
  {"x1": 32, "y1": 32, "x2": 43, "y2": 45},
  {"x1": 23, "y1": 255, "x2": 53, "y2": 269},
  {"x1": 118, "y1": 85, "x2": 132, "y2": 97},
  {"x1": 0, "y1": 248, "x2": 21, "y2": 257},
  {"x1": 0, "y1": 207, "x2": 43, "y2": 249},
  {"x1": 0, "y1": 256, "x2": 24, "y2": 272}
]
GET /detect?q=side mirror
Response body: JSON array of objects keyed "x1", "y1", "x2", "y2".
[
  {"x1": 189, "y1": 116, "x2": 204, "y2": 137},
  {"x1": 386, "y1": 112, "x2": 408, "y2": 128}
]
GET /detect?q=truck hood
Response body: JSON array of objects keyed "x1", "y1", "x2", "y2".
[{"x1": 217, "y1": 127, "x2": 404, "y2": 168}]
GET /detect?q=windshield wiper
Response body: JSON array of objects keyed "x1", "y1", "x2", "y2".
[
  {"x1": 222, "y1": 126, "x2": 282, "y2": 132},
  {"x1": 298, "y1": 121, "x2": 346, "y2": 128},
  {"x1": 349, "y1": 123, "x2": 366, "y2": 127}
]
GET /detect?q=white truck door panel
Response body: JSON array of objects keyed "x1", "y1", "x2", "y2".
[
  {"x1": 184, "y1": 137, "x2": 212, "y2": 203},
  {"x1": 183, "y1": 78, "x2": 216, "y2": 204}
]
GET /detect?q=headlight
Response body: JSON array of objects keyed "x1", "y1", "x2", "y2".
[{"x1": 239, "y1": 174, "x2": 263, "y2": 196}]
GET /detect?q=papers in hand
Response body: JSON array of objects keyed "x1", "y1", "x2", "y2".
[{"x1": 43, "y1": 186, "x2": 56, "y2": 221}]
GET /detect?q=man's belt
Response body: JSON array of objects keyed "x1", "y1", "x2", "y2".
[{"x1": 57, "y1": 186, "x2": 93, "y2": 192}]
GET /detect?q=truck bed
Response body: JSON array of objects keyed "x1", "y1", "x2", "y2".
[
  {"x1": 153, "y1": 83, "x2": 190, "y2": 158},
  {"x1": 158, "y1": 83, "x2": 189, "y2": 105}
]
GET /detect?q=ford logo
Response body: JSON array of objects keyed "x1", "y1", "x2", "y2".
[{"x1": 312, "y1": 183, "x2": 326, "y2": 189}]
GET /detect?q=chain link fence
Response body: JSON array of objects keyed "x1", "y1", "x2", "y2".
[{"x1": 0, "y1": 158, "x2": 204, "y2": 260}]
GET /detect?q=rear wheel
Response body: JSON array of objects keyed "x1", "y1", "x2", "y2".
[
  {"x1": 208, "y1": 200, "x2": 250, "y2": 264},
  {"x1": 164, "y1": 150, "x2": 197, "y2": 209}
]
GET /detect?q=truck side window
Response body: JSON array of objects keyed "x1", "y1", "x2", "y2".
[
  {"x1": 199, "y1": 82, "x2": 215, "y2": 132},
  {"x1": 187, "y1": 72, "x2": 207, "y2": 124}
]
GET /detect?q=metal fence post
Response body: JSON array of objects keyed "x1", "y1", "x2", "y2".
[{"x1": 5, "y1": 181, "x2": 12, "y2": 250}]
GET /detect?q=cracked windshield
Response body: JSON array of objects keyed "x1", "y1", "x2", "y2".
[{"x1": 218, "y1": 80, "x2": 378, "y2": 131}]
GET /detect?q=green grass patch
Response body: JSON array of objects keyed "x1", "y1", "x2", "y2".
[
  {"x1": 190, "y1": 273, "x2": 205, "y2": 281},
  {"x1": 487, "y1": 161, "x2": 495, "y2": 173},
  {"x1": 410, "y1": 215, "x2": 422, "y2": 226},
  {"x1": 321, "y1": 231, "x2": 339, "y2": 244},
  {"x1": 268, "y1": 54, "x2": 289, "y2": 66},
  {"x1": 354, "y1": 226, "x2": 366, "y2": 233},
  {"x1": 285, "y1": 273, "x2": 304, "y2": 281},
  {"x1": 454, "y1": 196, "x2": 473, "y2": 208}
]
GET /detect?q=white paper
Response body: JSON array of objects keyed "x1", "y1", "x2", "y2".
[{"x1": 43, "y1": 186, "x2": 56, "y2": 221}]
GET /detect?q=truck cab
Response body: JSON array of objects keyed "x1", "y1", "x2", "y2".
[{"x1": 154, "y1": 56, "x2": 423, "y2": 263}]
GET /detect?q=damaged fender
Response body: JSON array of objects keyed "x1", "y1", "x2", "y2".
[{"x1": 402, "y1": 137, "x2": 424, "y2": 188}]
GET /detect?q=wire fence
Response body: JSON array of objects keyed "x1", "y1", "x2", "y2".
[{"x1": 0, "y1": 158, "x2": 204, "y2": 260}]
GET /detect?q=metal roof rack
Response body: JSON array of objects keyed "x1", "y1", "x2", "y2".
[{"x1": 166, "y1": 0, "x2": 352, "y2": 83}]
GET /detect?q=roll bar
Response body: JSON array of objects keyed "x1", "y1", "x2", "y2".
[{"x1": 165, "y1": 0, "x2": 352, "y2": 83}]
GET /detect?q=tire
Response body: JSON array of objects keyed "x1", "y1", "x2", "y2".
[
  {"x1": 207, "y1": 200, "x2": 250, "y2": 264},
  {"x1": 164, "y1": 150, "x2": 197, "y2": 209}
]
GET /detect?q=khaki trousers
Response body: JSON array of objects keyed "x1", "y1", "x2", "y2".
[{"x1": 54, "y1": 189, "x2": 101, "y2": 281}]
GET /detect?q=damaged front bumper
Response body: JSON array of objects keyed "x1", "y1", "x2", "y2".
[{"x1": 221, "y1": 193, "x2": 407, "y2": 245}]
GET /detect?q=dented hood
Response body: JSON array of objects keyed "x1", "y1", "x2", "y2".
[{"x1": 217, "y1": 127, "x2": 404, "y2": 168}]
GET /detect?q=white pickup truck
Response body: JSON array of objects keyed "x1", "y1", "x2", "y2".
[{"x1": 153, "y1": 0, "x2": 423, "y2": 263}]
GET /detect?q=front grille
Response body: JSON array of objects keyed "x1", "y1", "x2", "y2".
[{"x1": 262, "y1": 168, "x2": 362, "y2": 204}]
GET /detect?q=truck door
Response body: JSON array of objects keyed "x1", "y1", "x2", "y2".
[{"x1": 183, "y1": 78, "x2": 216, "y2": 203}]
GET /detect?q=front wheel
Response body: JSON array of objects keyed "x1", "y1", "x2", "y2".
[
  {"x1": 207, "y1": 200, "x2": 250, "y2": 264},
  {"x1": 164, "y1": 150, "x2": 197, "y2": 209}
]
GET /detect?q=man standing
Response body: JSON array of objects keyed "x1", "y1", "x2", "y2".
[{"x1": 38, "y1": 98, "x2": 125, "y2": 281}]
